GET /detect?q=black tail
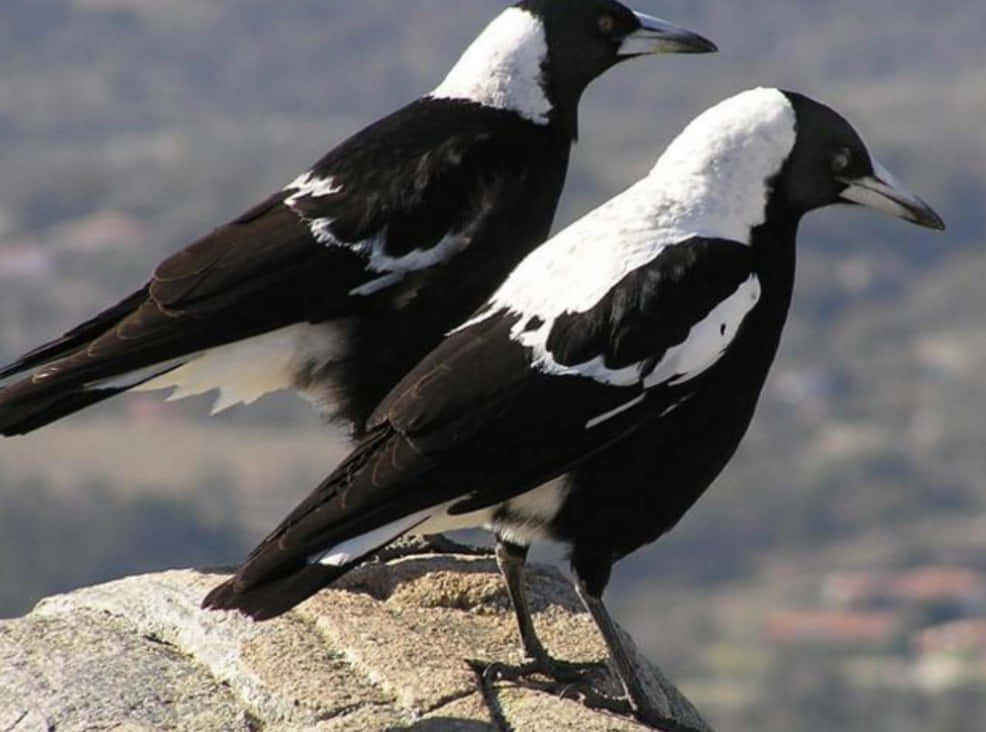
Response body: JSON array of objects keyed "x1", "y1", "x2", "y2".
[
  {"x1": 0, "y1": 338, "x2": 181, "y2": 436},
  {"x1": 0, "y1": 288, "x2": 149, "y2": 381},
  {"x1": 0, "y1": 286, "x2": 152, "y2": 436},
  {"x1": 0, "y1": 382, "x2": 125, "y2": 436},
  {"x1": 201, "y1": 425, "x2": 423, "y2": 621},
  {"x1": 202, "y1": 561, "x2": 353, "y2": 621}
]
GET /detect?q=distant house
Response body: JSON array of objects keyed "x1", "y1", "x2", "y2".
[
  {"x1": 913, "y1": 619, "x2": 986, "y2": 657},
  {"x1": 765, "y1": 610, "x2": 900, "y2": 649},
  {"x1": 823, "y1": 566, "x2": 986, "y2": 615}
]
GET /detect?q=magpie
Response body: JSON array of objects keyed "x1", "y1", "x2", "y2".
[
  {"x1": 0, "y1": 1, "x2": 716, "y2": 437},
  {"x1": 203, "y1": 87, "x2": 944, "y2": 726}
]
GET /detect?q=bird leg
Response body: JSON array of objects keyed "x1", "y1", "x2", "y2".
[
  {"x1": 468, "y1": 538, "x2": 611, "y2": 729},
  {"x1": 573, "y1": 578, "x2": 693, "y2": 731},
  {"x1": 471, "y1": 544, "x2": 707, "y2": 731},
  {"x1": 493, "y1": 537, "x2": 604, "y2": 681}
]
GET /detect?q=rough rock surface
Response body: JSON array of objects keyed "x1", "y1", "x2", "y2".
[{"x1": 0, "y1": 554, "x2": 712, "y2": 731}]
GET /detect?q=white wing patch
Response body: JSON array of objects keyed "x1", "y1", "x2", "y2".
[
  {"x1": 284, "y1": 166, "x2": 480, "y2": 286},
  {"x1": 430, "y1": 7, "x2": 552, "y2": 125},
  {"x1": 647, "y1": 274, "x2": 762, "y2": 387},
  {"x1": 308, "y1": 223, "x2": 473, "y2": 276},
  {"x1": 515, "y1": 273, "x2": 761, "y2": 390}
]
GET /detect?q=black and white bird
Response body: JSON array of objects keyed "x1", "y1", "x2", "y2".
[
  {"x1": 0, "y1": 1, "x2": 715, "y2": 437},
  {"x1": 204, "y1": 87, "x2": 944, "y2": 725}
]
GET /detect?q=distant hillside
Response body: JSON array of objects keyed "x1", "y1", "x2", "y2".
[{"x1": 1, "y1": 0, "x2": 982, "y2": 359}]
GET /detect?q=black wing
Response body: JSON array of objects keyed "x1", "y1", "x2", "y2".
[
  {"x1": 147, "y1": 99, "x2": 539, "y2": 319},
  {"x1": 205, "y1": 237, "x2": 759, "y2": 618},
  {"x1": 0, "y1": 100, "x2": 548, "y2": 434}
]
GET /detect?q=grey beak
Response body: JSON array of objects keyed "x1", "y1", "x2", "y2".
[
  {"x1": 839, "y1": 158, "x2": 945, "y2": 231},
  {"x1": 618, "y1": 12, "x2": 718, "y2": 56}
]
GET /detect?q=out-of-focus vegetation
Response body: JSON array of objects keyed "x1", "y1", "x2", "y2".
[
  {"x1": 0, "y1": 467, "x2": 247, "y2": 614},
  {"x1": 1, "y1": 2, "x2": 984, "y2": 730}
]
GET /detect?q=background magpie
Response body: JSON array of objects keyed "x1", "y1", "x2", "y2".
[
  {"x1": 0, "y1": 0, "x2": 715, "y2": 437},
  {"x1": 204, "y1": 87, "x2": 944, "y2": 727}
]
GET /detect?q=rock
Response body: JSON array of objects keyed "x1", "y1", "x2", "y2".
[{"x1": 0, "y1": 554, "x2": 712, "y2": 731}]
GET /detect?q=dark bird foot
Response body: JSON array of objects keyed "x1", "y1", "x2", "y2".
[
  {"x1": 466, "y1": 657, "x2": 702, "y2": 732},
  {"x1": 466, "y1": 657, "x2": 611, "y2": 732},
  {"x1": 370, "y1": 533, "x2": 493, "y2": 563},
  {"x1": 469, "y1": 655, "x2": 607, "y2": 685}
]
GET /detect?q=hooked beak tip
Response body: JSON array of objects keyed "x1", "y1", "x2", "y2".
[
  {"x1": 680, "y1": 35, "x2": 719, "y2": 55},
  {"x1": 839, "y1": 165, "x2": 946, "y2": 232},
  {"x1": 622, "y1": 13, "x2": 718, "y2": 56}
]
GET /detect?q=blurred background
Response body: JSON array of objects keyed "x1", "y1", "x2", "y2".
[{"x1": 1, "y1": 1, "x2": 984, "y2": 729}]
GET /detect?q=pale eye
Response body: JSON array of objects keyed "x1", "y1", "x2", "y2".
[
  {"x1": 598, "y1": 14, "x2": 616, "y2": 34},
  {"x1": 832, "y1": 148, "x2": 852, "y2": 174}
]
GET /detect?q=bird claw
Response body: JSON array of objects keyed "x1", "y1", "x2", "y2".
[
  {"x1": 467, "y1": 656, "x2": 599, "y2": 695},
  {"x1": 467, "y1": 657, "x2": 690, "y2": 731}
]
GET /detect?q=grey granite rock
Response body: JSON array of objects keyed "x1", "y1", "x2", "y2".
[{"x1": 0, "y1": 555, "x2": 712, "y2": 732}]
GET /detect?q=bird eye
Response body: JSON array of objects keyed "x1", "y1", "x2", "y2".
[
  {"x1": 597, "y1": 14, "x2": 616, "y2": 34},
  {"x1": 832, "y1": 148, "x2": 852, "y2": 174}
]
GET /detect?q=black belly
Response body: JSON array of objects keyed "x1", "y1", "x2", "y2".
[{"x1": 554, "y1": 382, "x2": 761, "y2": 559}]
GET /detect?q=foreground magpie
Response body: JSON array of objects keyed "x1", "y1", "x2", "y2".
[
  {"x1": 204, "y1": 87, "x2": 944, "y2": 724},
  {"x1": 0, "y1": 1, "x2": 715, "y2": 437}
]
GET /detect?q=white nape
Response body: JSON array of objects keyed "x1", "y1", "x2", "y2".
[
  {"x1": 476, "y1": 87, "x2": 793, "y2": 322},
  {"x1": 454, "y1": 88, "x2": 793, "y2": 386},
  {"x1": 430, "y1": 7, "x2": 552, "y2": 125},
  {"x1": 130, "y1": 322, "x2": 347, "y2": 414}
]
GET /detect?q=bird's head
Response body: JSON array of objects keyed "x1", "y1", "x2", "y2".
[
  {"x1": 431, "y1": 1, "x2": 715, "y2": 139},
  {"x1": 529, "y1": 0, "x2": 717, "y2": 137},
  {"x1": 649, "y1": 88, "x2": 945, "y2": 240},
  {"x1": 775, "y1": 91, "x2": 945, "y2": 230}
]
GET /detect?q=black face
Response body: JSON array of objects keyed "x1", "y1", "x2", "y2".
[
  {"x1": 521, "y1": 0, "x2": 642, "y2": 65},
  {"x1": 778, "y1": 91, "x2": 876, "y2": 214},
  {"x1": 517, "y1": 0, "x2": 646, "y2": 134}
]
